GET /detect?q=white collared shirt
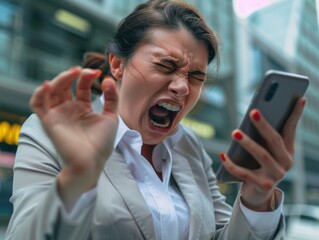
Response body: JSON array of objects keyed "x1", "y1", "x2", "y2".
[{"x1": 115, "y1": 116, "x2": 190, "y2": 240}]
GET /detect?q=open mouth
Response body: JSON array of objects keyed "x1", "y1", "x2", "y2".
[{"x1": 149, "y1": 102, "x2": 181, "y2": 129}]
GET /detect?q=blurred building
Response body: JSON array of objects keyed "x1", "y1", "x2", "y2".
[{"x1": 235, "y1": 0, "x2": 319, "y2": 205}]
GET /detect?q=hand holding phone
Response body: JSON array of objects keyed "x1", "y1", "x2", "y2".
[{"x1": 216, "y1": 70, "x2": 309, "y2": 183}]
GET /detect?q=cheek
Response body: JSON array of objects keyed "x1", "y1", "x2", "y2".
[
  {"x1": 188, "y1": 87, "x2": 202, "y2": 108},
  {"x1": 120, "y1": 82, "x2": 147, "y2": 114},
  {"x1": 119, "y1": 74, "x2": 148, "y2": 105},
  {"x1": 125, "y1": 62, "x2": 153, "y2": 98},
  {"x1": 119, "y1": 66, "x2": 152, "y2": 120},
  {"x1": 175, "y1": 87, "x2": 201, "y2": 123},
  {"x1": 119, "y1": 84, "x2": 148, "y2": 130}
]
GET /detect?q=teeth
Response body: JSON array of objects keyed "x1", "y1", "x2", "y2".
[
  {"x1": 158, "y1": 102, "x2": 180, "y2": 112},
  {"x1": 151, "y1": 119, "x2": 170, "y2": 128}
]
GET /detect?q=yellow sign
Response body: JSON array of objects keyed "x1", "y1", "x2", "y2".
[
  {"x1": 0, "y1": 121, "x2": 21, "y2": 145},
  {"x1": 181, "y1": 118, "x2": 215, "y2": 139}
]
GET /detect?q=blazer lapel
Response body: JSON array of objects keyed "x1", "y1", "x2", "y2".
[
  {"x1": 103, "y1": 150, "x2": 156, "y2": 240},
  {"x1": 171, "y1": 139, "x2": 203, "y2": 240}
]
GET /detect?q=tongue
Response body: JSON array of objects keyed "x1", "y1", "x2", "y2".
[
  {"x1": 149, "y1": 105, "x2": 170, "y2": 125},
  {"x1": 149, "y1": 105, "x2": 170, "y2": 117}
]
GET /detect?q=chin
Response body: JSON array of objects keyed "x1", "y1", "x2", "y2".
[{"x1": 143, "y1": 124, "x2": 178, "y2": 145}]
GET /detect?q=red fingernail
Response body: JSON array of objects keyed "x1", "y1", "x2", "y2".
[
  {"x1": 233, "y1": 130, "x2": 243, "y2": 140},
  {"x1": 220, "y1": 152, "x2": 226, "y2": 162},
  {"x1": 42, "y1": 81, "x2": 50, "y2": 89},
  {"x1": 95, "y1": 69, "x2": 102, "y2": 77},
  {"x1": 252, "y1": 110, "x2": 261, "y2": 121},
  {"x1": 301, "y1": 98, "x2": 306, "y2": 107}
]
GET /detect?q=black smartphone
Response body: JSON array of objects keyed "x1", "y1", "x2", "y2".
[{"x1": 216, "y1": 70, "x2": 310, "y2": 183}]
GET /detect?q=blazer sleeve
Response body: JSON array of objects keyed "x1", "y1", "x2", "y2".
[
  {"x1": 190, "y1": 129, "x2": 286, "y2": 239},
  {"x1": 5, "y1": 114, "x2": 96, "y2": 240}
]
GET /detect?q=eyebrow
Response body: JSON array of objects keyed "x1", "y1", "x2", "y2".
[{"x1": 159, "y1": 57, "x2": 179, "y2": 67}]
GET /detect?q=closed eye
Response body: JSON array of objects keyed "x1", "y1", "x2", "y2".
[
  {"x1": 155, "y1": 62, "x2": 176, "y2": 73},
  {"x1": 189, "y1": 70, "x2": 206, "y2": 82},
  {"x1": 190, "y1": 76, "x2": 205, "y2": 82}
]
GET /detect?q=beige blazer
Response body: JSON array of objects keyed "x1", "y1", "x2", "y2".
[{"x1": 5, "y1": 98, "x2": 285, "y2": 240}]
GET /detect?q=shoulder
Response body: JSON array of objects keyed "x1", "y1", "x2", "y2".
[
  {"x1": 174, "y1": 124, "x2": 208, "y2": 162},
  {"x1": 20, "y1": 113, "x2": 47, "y2": 140},
  {"x1": 18, "y1": 114, "x2": 62, "y2": 167},
  {"x1": 180, "y1": 124, "x2": 204, "y2": 149}
]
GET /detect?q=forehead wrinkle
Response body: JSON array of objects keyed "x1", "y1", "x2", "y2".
[
  {"x1": 165, "y1": 47, "x2": 206, "y2": 73},
  {"x1": 153, "y1": 48, "x2": 206, "y2": 74},
  {"x1": 144, "y1": 33, "x2": 207, "y2": 72},
  {"x1": 149, "y1": 46, "x2": 184, "y2": 65},
  {"x1": 146, "y1": 38, "x2": 186, "y2": 63}
]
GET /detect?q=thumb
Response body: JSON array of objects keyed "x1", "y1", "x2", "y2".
[{"x1": 101, "y1": 77, "x2": 119, "y2": 115}]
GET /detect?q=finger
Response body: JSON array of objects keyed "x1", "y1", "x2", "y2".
[
  {"x1": 249, "y1": 109, "x2": 292, "y2": 170},
  {"x1": 76, "y1": 68, "x2": 102, "y2": 102},
  {"x1": 47, "y1": 66, "x2": 82, "y2": 108},
  {"x1": 50, "y1": 66, "x2": 82, "y2": 93},
  {"x1": 220, "y1": 152, "x2": 275, "y2": 191},
  {"x1": 29, "y1": 81, "x2": 51, "y2": 118},
  {"x1": 232, "y1": 129, "x2": 286, "y2": 179},
  {"x1": 282, "y1": 97, "x2": 306, "y2": 155},
  {"x1": 48, "y1": 89, "x2": 73, "y2": 108},
  {"x1": 101, "y1": 77, "x2": 118, "y2": 115}
]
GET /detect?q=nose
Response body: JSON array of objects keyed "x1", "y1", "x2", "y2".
[{"x1": 169, "y1": 74, "x2": 189, "y2": 98}]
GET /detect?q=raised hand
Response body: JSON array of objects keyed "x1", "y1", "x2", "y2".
[
  {"x1": 220, "y1": 97, "x2": 306, "y2": 211},
  {"x1": 29, "y1": 67, "x2": 119, "y2": 210}
]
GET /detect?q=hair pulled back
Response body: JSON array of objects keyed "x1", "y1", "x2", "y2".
[{"x1": 83, "y1": 0, "x2": 219, "y2": 94}]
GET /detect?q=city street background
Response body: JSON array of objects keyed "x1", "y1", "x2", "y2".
[{"x1": 0, "y1": 0, "x2": 318, "y2": 239}]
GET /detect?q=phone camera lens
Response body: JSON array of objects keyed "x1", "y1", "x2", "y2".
[{"x1": 265, "y1": 81, "x2": 279, "y2": 101}]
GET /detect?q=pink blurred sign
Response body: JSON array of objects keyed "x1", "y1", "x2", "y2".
[
  {"x1": 0, "y1": 152, "x2": 15, "y2": 167},
  {"x1": 234, "y1": 0, "x2": 278, "y2": 17}
]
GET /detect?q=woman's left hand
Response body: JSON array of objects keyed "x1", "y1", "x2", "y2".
[{"x1": 220, "y1": 97, "x2": 306, "y2": 211}]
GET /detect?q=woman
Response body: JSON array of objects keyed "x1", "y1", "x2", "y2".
[{"x1": 5, "y1": 0, "x2": 305, "y2": 239}]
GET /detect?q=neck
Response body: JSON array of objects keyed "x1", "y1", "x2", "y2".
[
  {"x1": 141, "y1": 144, "x2": 155, "y2": 162},
  {"x1": 141, "y1": 144, "x2": 163, "y2": 181}
]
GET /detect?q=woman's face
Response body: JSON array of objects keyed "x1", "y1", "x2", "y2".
[{"x1": 118, "y1": 27, "x2": 209, "y2": 145}]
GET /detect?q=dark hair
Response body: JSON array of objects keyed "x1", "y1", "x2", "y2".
[{"x1": 83, "y1": 0, "x2": 219, "y2": 94}]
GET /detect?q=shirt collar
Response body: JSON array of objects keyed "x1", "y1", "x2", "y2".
[{"x1": 114, "y1": 116, "x2": 141, "y2": 149}]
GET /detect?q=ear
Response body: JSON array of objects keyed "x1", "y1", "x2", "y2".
[{"x1": 109, "y1": 53, "x2": 124, "y2": 80}]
